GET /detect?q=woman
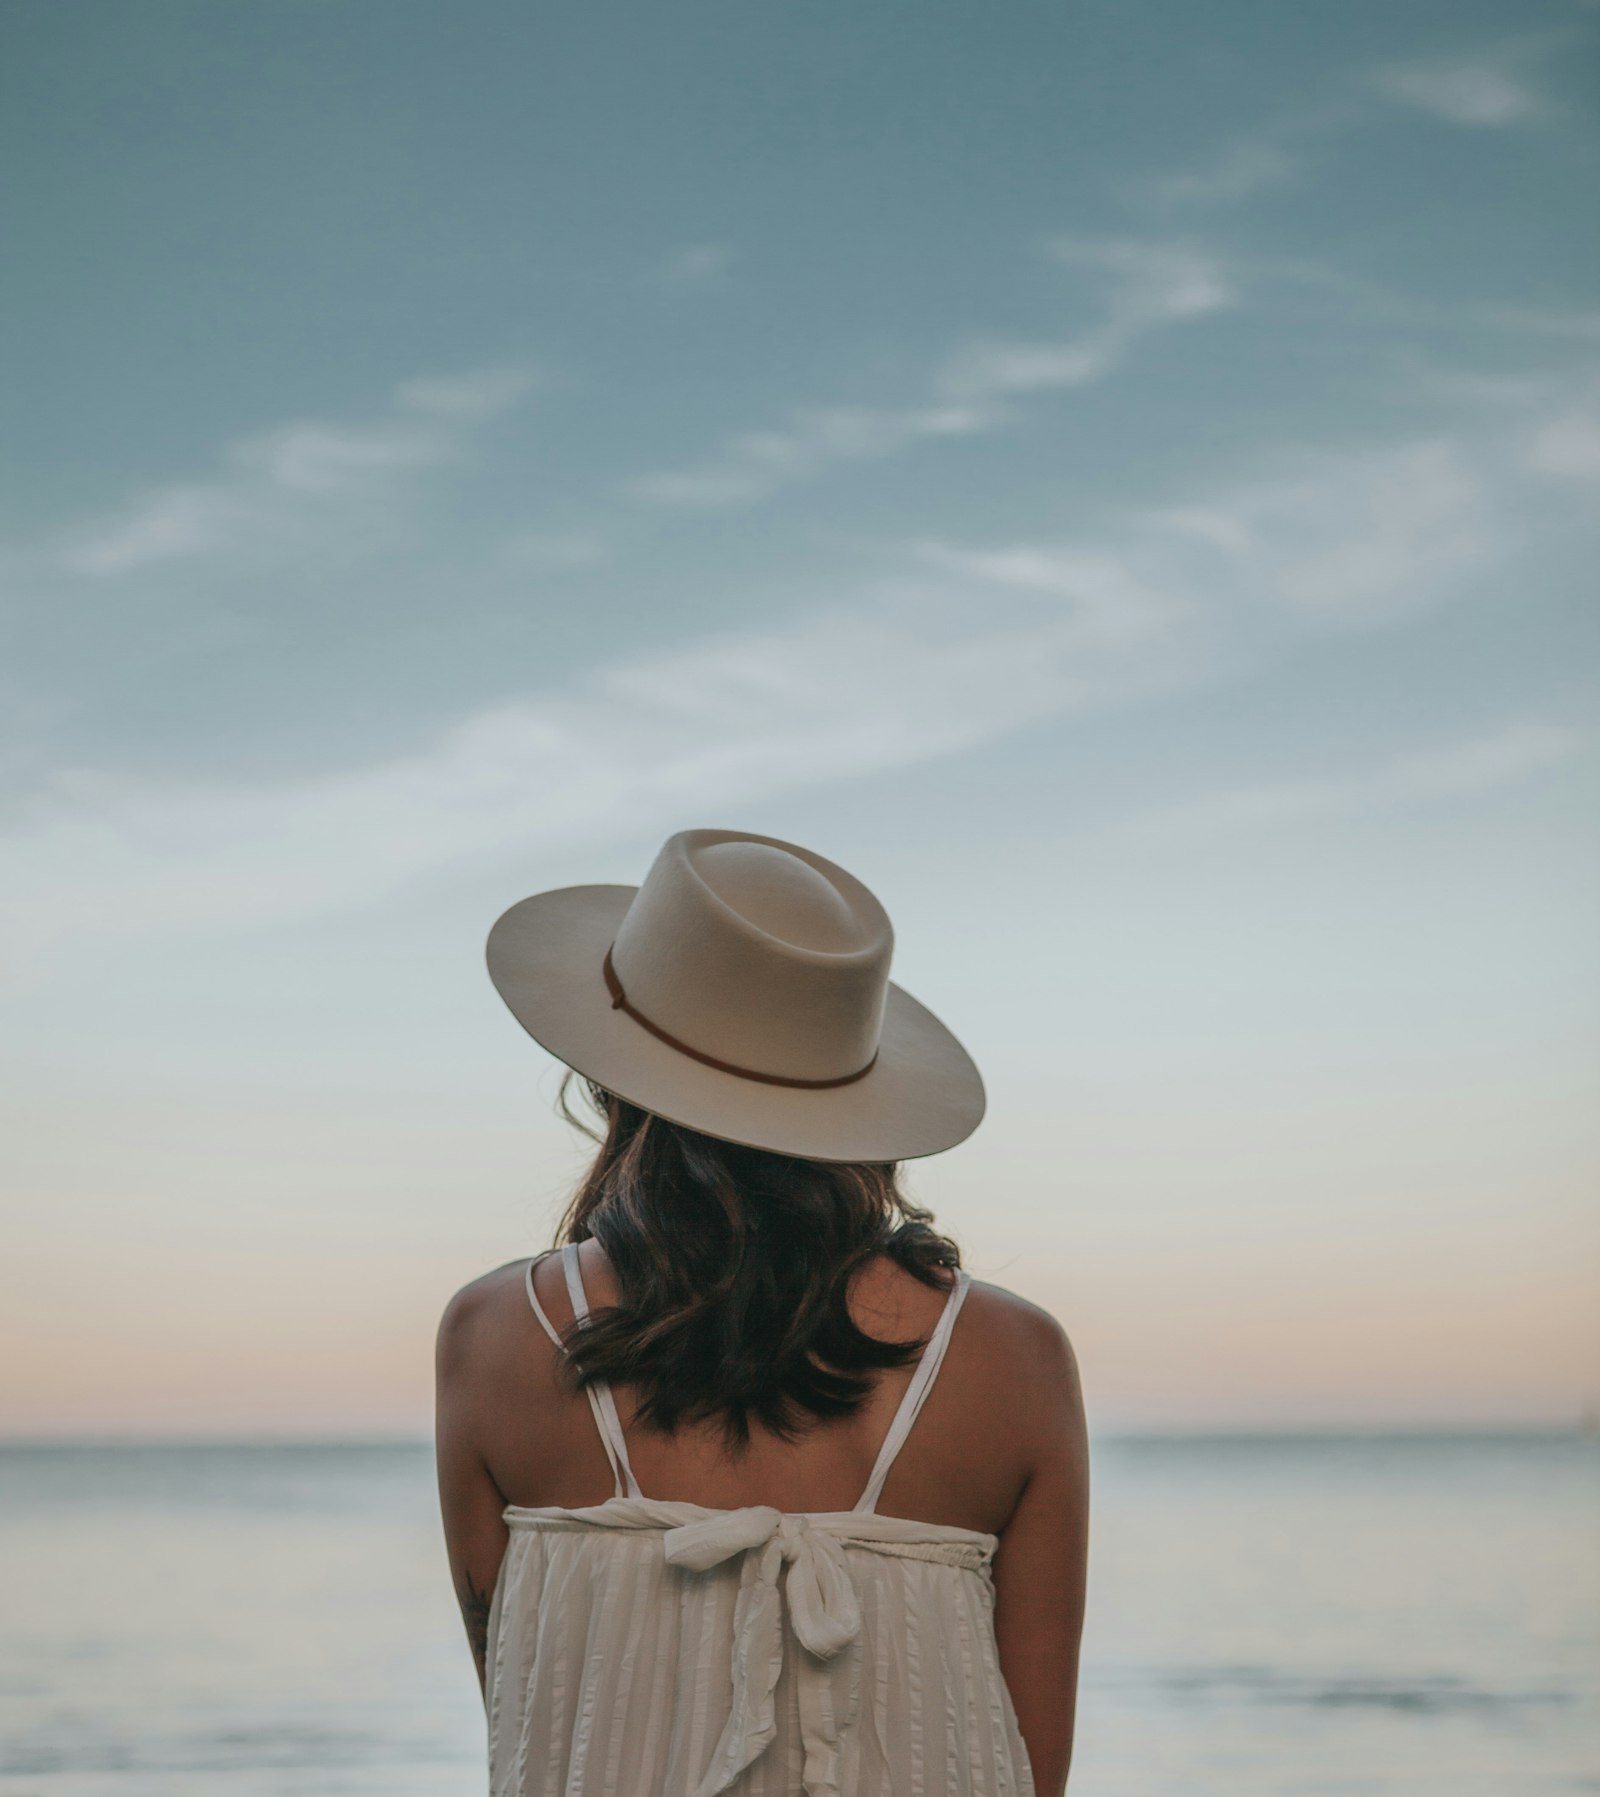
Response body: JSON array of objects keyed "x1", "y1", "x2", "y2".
[{"x1": 436, "y1": 828, "x2": 1089, "y2": 1795}]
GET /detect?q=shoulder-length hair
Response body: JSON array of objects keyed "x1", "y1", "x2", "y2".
[{"x1": 549, "y1": 1075, "x2": 963, "y2": 1450}]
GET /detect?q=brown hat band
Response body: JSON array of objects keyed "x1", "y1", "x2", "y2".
[{"x1": 602, "y1": 945, "x2": 879, "y2": 1091}]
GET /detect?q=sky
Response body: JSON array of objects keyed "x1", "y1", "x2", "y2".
[{"x1": 1, "y1": 0, "x2": 1596, "y2": 1437}]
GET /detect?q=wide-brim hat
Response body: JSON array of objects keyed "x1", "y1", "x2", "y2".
[{"x1": 486, "y1": 827, "x2": 985, "y2": 1162}]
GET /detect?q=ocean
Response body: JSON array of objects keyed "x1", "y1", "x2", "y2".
[{"x1": 0, "y1": 1433, "x2": 1593, "y2": 1795}]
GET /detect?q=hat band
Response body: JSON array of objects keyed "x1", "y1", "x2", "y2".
[{"x1": 602, "y1": 946, "x2": 879, "y2": 1090}]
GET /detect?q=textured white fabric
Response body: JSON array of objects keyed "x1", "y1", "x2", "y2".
[{"x1": 485, "y1": 1248, "x2": 1035, "y2": 1797}]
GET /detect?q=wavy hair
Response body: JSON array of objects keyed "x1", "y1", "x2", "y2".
[{"x1": 549, "y1": 1075, "x2": 963, "y2": 1449}]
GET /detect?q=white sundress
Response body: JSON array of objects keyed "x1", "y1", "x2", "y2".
[{"x1": 485, "y1": 1244, "x2": 1036, "y2": 1797}]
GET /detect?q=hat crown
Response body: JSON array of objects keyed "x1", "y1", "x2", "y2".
[
  {"x1": 692, "y1": 840, "x2": 864, "y2": 953},
  {"x1": 609, "y1": 829, "x2": 892, "y2": 1085}
]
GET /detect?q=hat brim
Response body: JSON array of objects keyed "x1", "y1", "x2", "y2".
[{"x1": 486, "y1": 884, "x2": 985, "y2": 1163}]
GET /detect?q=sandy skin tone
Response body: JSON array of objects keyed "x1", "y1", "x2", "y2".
[{"x1": 436, "y1": 1239, "x2": 1090, "y2": 1796}]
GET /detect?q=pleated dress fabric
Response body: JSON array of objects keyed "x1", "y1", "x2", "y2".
[{"x1": 485, "y1": 1244, "x2": 1036, "y2": 1797}]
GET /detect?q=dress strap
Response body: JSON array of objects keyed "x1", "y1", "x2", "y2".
[
  {"x1": 562, "y1": 1243, "x2": 646, "y2": 1500},
  {"x1": 853, "y1": 1266, "x2": 972, "y2": 1515},
  {"x1": 523, "y1": 1247, "x2": 645, "y2": 1502},
  {"x1": 523, "y1": 1251, "x2": 565, "y2": 1349}
]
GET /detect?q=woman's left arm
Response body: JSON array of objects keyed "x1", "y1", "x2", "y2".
[{"x1": 435, "y1": 1283, "x2": 511, "y2": 1697}]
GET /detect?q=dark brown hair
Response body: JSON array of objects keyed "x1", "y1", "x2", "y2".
[{"x1": 550, "y1": 1075, "x2": 963, "y2": 1450}]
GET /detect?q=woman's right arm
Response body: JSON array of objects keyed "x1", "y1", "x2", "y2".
[
  {"x1": 992, "y1": 1311, "x2": 1090, "y2": 1794},
  {"x1": 435, "y1": 1278, "x2": 513, "y2": 1698}
]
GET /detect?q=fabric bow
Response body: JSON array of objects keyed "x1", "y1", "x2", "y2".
[{"x1": 663, "y1": 1506, "x2": 864, "y2": 1797}]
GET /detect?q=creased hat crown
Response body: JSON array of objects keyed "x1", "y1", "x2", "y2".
[{"x1": 609, "y1": 830, "x2": 893, "y2": 1086}]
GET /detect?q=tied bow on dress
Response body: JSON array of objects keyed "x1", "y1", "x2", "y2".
[
  {"x1": 663, "y1": 1506, "x2": 864, "y2": 1797},
  {"x1": 500, "y1": 1493, "x2": 996, "y2": 1797}
]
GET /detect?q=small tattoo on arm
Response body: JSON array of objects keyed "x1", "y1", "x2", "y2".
[{"x1": 457, "y1": 1569, "x2": 493, "y2": 1684}]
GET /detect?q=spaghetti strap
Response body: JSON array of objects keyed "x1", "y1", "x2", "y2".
[
  {"x1": 853, "y1": 1266, "x2": 972, "y2": 1514},
  {"x1": 523, "y1": 1252, "x2": 565, "y2": 1348},
  {"x1": 561, "y1": 1244, "x2": 646, "y2": 1501},
  {"x1": 522, "y1": 1248, "x2": 645, "y2": 1502}
]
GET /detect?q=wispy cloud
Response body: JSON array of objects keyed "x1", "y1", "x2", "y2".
[
  {"x1": 1283, "y1": 273, "x2": 1600, "y2": 358},
  {"x1": 655, "y1": 243, "x2": 737, "y2": 290},
  {"x1": 1373, "y1": 51, "x2": 1544, "y2": 127},
  {"x1": 1139, "y1": 30, "x2": 1572, "y2": 221},
  {"x1": 908, "y1": 543, "x2": 1183, "y2": 651},
  {"x1": 1121, "y1": 721, "x2": 1587, "y2": 844},
  {"x1": 1128, "y1": 83, "x2": 1379, "y2": 217},
  {"x1": 1369, "y1": 23, "x2": 1592, "y2": 130},
  {"x1": 1334, "y1": 354, "x2": 1600, "y2": 486},
  {"x1": 631, "y1": 401, "x2": 998, "y2": 507},
  {"x1": 1139, "y1": 139, "x2": 1301, "y2": 210},
  {"x1": 1145, "y1": 437, "x2": 1492, "y2": 621},
  {"x1": 896, "y1": 435, "x2": 1507, "y2": 764},
  {"x1": 0, "y1": 567, "x2": 1191, "y2": 976},
  {"x1": 939, "y1": 239, "x2": 1232, "y2": 400},
  {"x1": 632, "y1": 239, "x2": 1232, "y2": 507},
  {"x1": 56, "y1": 364, "x2": 540, "y2": 578},
  {"x1": 395, "y1": 365, "x2": 543, "y2": 419},
  {"x1": 902, "y1": 388, "x2": 1586, "y2": 749},
  {"x1": 1522, "y1": 397, "x2": 1600, "y2": 483},
  {"x1": 64, "y1": 486, "x2": 242, "y2": 577}
]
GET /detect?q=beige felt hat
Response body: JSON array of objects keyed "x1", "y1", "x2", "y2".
[{"x1": 485, "y1": 827, "x2": 985, "y2": 1162}]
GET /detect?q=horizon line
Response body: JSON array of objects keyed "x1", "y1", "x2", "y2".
[{"x1": 2, "y1": 1421, "x2": 1593, "y2": 1451}]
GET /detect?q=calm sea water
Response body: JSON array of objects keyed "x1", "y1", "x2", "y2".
[{"x1": 0, "y1": 1434, "x2": 1594, "y2": 1795}]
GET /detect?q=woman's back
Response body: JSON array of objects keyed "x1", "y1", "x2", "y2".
[
  {"x1": 471, "y1": 1240, "x2": 1037, "y2": 1531},
  {"x1": 438, "y1": 1238, "x2": 1087, "y2": 1796}
]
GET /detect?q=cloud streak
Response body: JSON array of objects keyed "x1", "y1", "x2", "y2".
[
  {"x1": 631, "y1": 400, "x2": 999, "y2": 507},
  {"x1": 632, "y1": 238, "x2": 1233, "y2": 508},
  {"x1": 1147, "y1": 437, "x2": 1493, "y2": 621},
  {"x1": 0, "y1": 566, "x2": 1192, "y2": 977},
  {"x1": 1138, "y1": 30, "x2": 1575, "y2": 221},
  {"x1": 1372, "y1": 51, "x2": 1544, "y2": 127},
  {"x1": 654, "y1": 243, "x2": 737, "y2": 290},
  {"x1": 55, "y1": 364, "x2": 540, "y2": 578},
  {"x1": 1140, "y1": 140, "x2": 1299, "y2": 209}
]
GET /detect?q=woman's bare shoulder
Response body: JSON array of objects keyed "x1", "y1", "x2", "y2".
[
  {"x1": 435, "y1": 1258, "x2": 539, "y2": 1381},
  {"x1": 967, "y1": 1272, "x2": 1074, "y2": 1341},
  {"x1": 960, "y1": 1274, "x2": 1082, "y2": 1404}
]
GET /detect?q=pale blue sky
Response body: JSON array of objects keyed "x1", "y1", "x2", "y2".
[{"x1": 1, "y1": 0, "x2": 1596, "y2": 1435}]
